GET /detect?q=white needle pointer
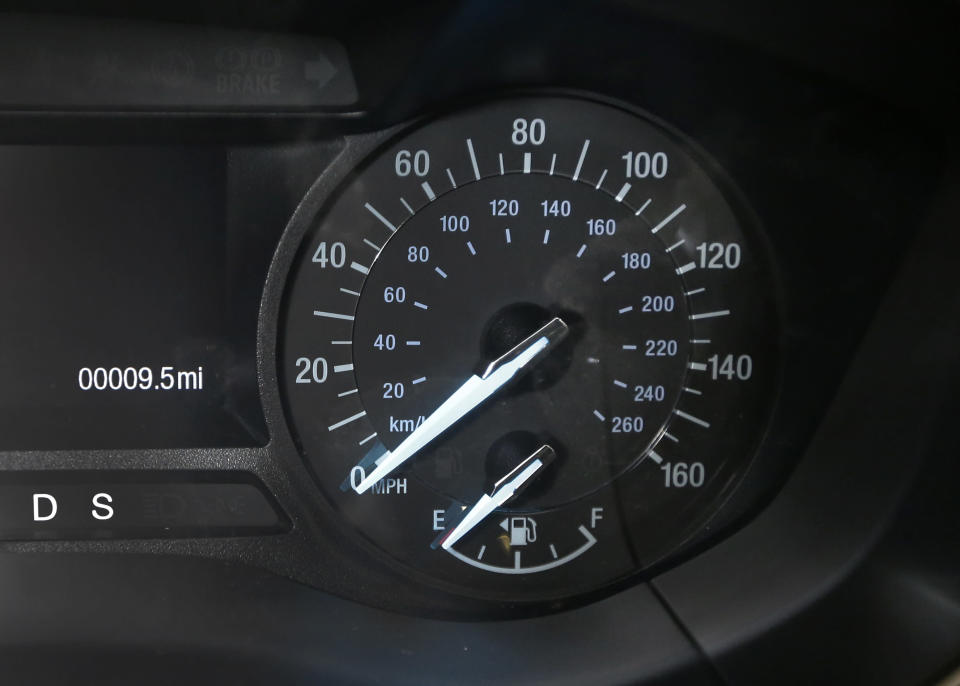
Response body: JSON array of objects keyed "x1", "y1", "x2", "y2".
[
  {"x1": 347, "y1": 317, "x2": 569, "y2": 494},
  {"x1": 433, "y1": 444, "x2": 556, "y2": 550}
]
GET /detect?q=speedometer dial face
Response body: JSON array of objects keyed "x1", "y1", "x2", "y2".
[{"x1": 279, "y1": 95, "x2": 779, "y2": 601}]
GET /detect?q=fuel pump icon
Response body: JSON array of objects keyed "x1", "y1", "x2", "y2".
[{"x1": 500, "y1": 516, "x2": 537, "y2": 547}]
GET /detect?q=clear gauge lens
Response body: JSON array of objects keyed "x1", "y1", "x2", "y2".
[{"x1": 278, "y1": 95, "x2": 779, "y2": 601}]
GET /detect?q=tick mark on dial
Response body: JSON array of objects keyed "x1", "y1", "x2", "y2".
[
  {"x1": 572, "y1": 139, "x2": 590, "y2": 181},
  {"x1": 594, "y1": 169, "x2": 608, "y2": 189},
  {"x1": 466, "y1": 139, "x2": 481, "y2": 180},
  {"x1": 674, "y1": 408, "x2": 710, "y2": 428},
  {"x1": 689, "y1": 310, "x2": 730, "y2": 320},
  {"x1": 651, "y1": 204, "x2": 686, "y2": 234},
  {"x1": 314, "y1": 310, "x2": 354, "y2": 321},
  {"x1": 615, "y1": 182, "x2": 631, "y2": 202},
  {"x1": 328, "y1": 410, "x2": 366, "y2": 432},
  {"x1": 364, "y1": 202, "x2": 397, "y2": 232}
]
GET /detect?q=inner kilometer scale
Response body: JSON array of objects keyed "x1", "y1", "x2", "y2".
[{"x1": 278, "y1": 95, "x2": 778, "y2": 601}]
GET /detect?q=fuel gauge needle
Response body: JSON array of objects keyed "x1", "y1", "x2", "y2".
[
  {"x1": 345, "y1": 317, "x2": 568, "y2": 494},
  {"x1": 433, "y1": 444, "x2": 556, "y2": 550}
]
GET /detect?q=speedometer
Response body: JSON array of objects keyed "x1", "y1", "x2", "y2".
[{"x1": 277, "y1": 94, "x2": 779, "y2": 601}]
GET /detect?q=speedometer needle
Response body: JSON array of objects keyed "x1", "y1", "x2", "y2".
[
  {"x1": 432, "y1": 444, "x2": 555, "y2": 550},
  {"x1": 347, "y1": 317, "x2": 569, "y2": 494}
]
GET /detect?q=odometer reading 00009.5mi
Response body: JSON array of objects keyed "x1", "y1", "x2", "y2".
[{"x1": 77, "y1": 365, "x2": 205, "y2": 392}]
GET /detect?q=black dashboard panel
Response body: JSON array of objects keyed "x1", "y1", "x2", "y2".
[
  {"x1": 0, "y1": 145, "x2": 260, "y2": 449},
  {"x1": 0, "y1": 1, "x2": 957, "y2": 684}
]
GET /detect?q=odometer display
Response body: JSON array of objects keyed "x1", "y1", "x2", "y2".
[{"x1": 278, "y1": 95, "x2": 779, "y2": 601}]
